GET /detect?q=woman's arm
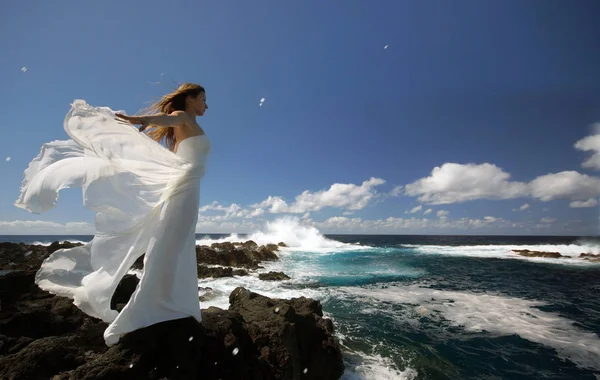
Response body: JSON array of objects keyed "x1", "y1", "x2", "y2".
[{"x1": 115, "y1": 110, "x2": 189, "y2": 132}]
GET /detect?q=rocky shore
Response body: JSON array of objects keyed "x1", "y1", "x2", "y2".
[
  {"x1": 0, "y1": 241, "x2": 344, "y2": 379},
  {"x1": 512, "y1": 249, "x2": 600, "y2": 262}
]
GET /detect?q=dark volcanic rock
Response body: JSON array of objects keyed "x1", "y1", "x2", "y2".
[
  {"x1": 0, "y1": 269, "x2": 343, "y2": 380},
  {"x1": 241, "y1": 240, "x2": 259, "y2": 250},
  {"x1": 580, "y1": 253, "x2": 600, "y2": 262},
  {"x1": 53, "y1": 314, "x2": 266, "y2": 380},
  {"x1": 229, "y1": 287, "x2": 344, "y2": 380},
  {"x1": 128, "y1": 240, "x2": 283, "y2": 271},
  {"x1": 47, "y1": 241, "x2": 83, "y2": 255},
  {"x1": 131, "y1": 254, "x2": 145, "y2": 270},
  {"x1": 197, "y1": 265, "x2": 248, "y2": 279},
  {"x1": 196, "y1": 243, "x2": 279, "y2": 269},
  {"x1": 110, "y1": 274, "x2": 140, "y2": 311},
  {"x1": 512, "y1": 249, "x2": 564, "y2": 258},
  {"x1": 0, "y1": 241, "x2": 83, "y2": 271},
  {"x1": 259, "y1": 271, "x2": 291, "y2": 281},
  {"x1": 0, "y1": 271, "x2": 109, "y2": 380}
]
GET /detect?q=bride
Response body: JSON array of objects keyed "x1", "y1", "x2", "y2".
[{"x1": 15, "y1": 83, "x2": 211, "y2": 346}]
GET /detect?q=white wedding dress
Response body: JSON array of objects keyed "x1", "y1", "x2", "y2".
[{"x1": 15, "y1": 100, "x2": 210, "y2": 346}]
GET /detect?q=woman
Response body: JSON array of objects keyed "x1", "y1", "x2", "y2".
[{"x1": 15, "y1": 83, "x2": 211, "y2": 346}]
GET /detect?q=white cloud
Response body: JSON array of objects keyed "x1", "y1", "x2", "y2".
[
  {"x1": 513, "y1": 203, "x2": 530, "y2": 212},
  {"x1": 21, "y1": 66, "x2": 27, "y2": 72},
  {"x1": 407, "y1": 205, "x2": 422, "y2": 214},
  {"x1": 384, "y1": 44, "x2": 389, "y2": 50},
  {"x1": 529, "y1": 171, "x2": 600, "y2": 202},
  {"x1": 246, "y1": 208, "x2": 265, "y2": 218},
  {"x1": 283, "y1": 177, "x2": 386, "y2": 213},
  {"x1": 540, "y1": 217, "x2": 556, "y2": 224},
  {"x1": 569, "y1": 198, "x2": 598, "y2": 208},
  {"x1": 423, "y1": 208, "x2": 433, "y2": 215},
  {"x1": 312, "y1": 215, "x2": 520, "y2": 234},
  {"x1": 259, "y1": 97, "x2": 266, "y2": 107},
  {"x1": 404, "y1": 162, "x2": 600, "y2": 205},
  {"x1": 196, "y1": 215, "x2": 260, "y2": 234},
  {"x1": 5, "y1": 156, "x2": 10, "y2": 162},
  {"x1": 389, "y1": 185, "x2": 403, "y2": 197},
  {"x1": 404, "y1": 163, "x2": 528, "y2": 204},
  {"x1": 209, "y1": 179, "x2": 384, "y2": 218},
  {"x1": 0, "y1": 220, "x2": 94, "y2": 234},
  {"x1": 199, "y1": 201, "x2": 242, "y2": 214},
  {"x1": 574, "y1": 128, "x2": 600, "y2": 170},
  {"x1": 437, "y1": 210, "x2": 449, "y2": 218}
]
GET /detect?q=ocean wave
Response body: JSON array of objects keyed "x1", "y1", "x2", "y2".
[
  {"x1": 405, "y1": 243, "x2": 600, "y2": 265},
  {"x1": 335, "y1": 284, "x2": 600, "y2": 371},
  {"x1": 196, "y1": 217, "x2": 368, "y2": 252},
  {"x1": 341, "y1": 351, "x2": 418, "y2": 380}
]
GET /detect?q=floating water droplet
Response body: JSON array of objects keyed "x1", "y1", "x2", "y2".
[
  {"x1": 129, "y1": 363, "x2": 133, "y2": 368},
  {"x1": 176, "y1": 365, "x2": 179, "y2": 369},
  {"x1": 214, "y1": 362, "x2": 218, "y2": 365},
  {"x1": 274, "y1": 307, "x2": 280, "y2": 314},
  {"x1": 232, "y1": 347, "x2": 239, "y2": 355},
  {"x1": 304, "y1": 368, "x2": 308, "y2": 374},
  {"x1": 189, "y1": 336, "x2": 194, "y2": 342}
]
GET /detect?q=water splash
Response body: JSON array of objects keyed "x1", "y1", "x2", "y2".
[{"x1": 197, "y1": 216, "x2": 358, "y2": 250}]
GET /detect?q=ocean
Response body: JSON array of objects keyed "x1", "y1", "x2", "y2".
[{"x1": 3, "y1": 222, "x2": 600, "y2": 380}]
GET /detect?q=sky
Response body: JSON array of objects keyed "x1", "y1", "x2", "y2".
[{"x1": 1, "y1": 0, "x2": 599, "y2": 236}]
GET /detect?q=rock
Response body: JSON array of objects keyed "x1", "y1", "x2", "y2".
[
  {"x1": 241, "y1": 240, "x2": 259, "y2": 250},
  {"x1": 131, "y1": 255, "x2": 144, "y2": 270},
  {"x1": 0, "y1": 242, "x2": 83, "y2": 271},
  {"x1": 53, "y1": 315, "x2": 267, "y2": 380},
  {"x1": 229, "y1": 287, "x2": 344, "y2": 380},
  {"x1": 197, "y1": 265, "x2": 248, "y2": 279},
  {"x1": 199, "y1": 288, "x2": 224, "y2": 302},
  {"x1": 47, "y1": 241, "x2": 83, "y2": 255},
  {"x1": 256, "y1": 245, "x2": 280, "y2": 261},
  {"x1": 277, "y1": 242, "x2": 287, "y2": 247},
  {"x1": 259, "y1": 271, "x2": 291, "y2": 281},
  {"x1": 580, "y1": 253, "x2": 600, "y2": 262},
  {"x1": 110, "y1": 274, "x2": 140, "y2": 311},
  {"x1": 210, "y1": 241, "x2": 237, "y2": 251},
  {"x1": 196, "y1": 243, "x2": 279, "y2": 269},
  {"x1": 512, "y1": 249, "x2": 564, "y2": 258},
  {"x1": 131, "y1": 240, "x2": 280, "y2": 271},
  {"x1": 0, "y1": 271, "x2": 109, "y2": 380},
  {"x1": 0, "y1": 271, "x2": 343, "y2": 380}
]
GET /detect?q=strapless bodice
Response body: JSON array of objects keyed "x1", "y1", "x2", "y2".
[{"x1": 175, "y1": 134, "x2": 211, "y2": 168}]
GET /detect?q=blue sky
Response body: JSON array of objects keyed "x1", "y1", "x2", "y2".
[{"x1": 1, "y1": 0, "x2": 599, "y2": 235}]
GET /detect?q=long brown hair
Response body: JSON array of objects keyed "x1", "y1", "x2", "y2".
[{"x1": 142, "y1": 83, "x2": 205, "y2": 151}]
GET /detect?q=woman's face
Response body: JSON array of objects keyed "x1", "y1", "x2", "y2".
[{"x1": 189, "y1": 92, "x2": 208, "y2": 116}]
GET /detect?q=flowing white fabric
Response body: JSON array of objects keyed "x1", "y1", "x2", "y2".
[{"x1": 15, "y1": 99, "x2": 211, "y2": 346}]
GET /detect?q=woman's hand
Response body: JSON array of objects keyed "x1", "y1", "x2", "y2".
[{"x1": 115, "y1": 113, "x2": 151, "y2": 132}]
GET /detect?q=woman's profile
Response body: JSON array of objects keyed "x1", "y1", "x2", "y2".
[{"x1": 15, "y1": 83, "x2": 211, "y2": 346}]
